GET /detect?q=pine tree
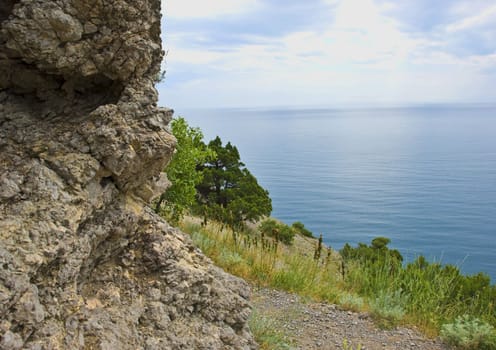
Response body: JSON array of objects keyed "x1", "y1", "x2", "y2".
[{"x1": 196, "y1": 136, "x2": 272, "y2": 231}]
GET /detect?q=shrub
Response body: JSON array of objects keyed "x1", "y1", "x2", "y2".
[
  {"x1": 339, "y1": 293, "x2": 365, "y2": 311},
  {"x1": 259, "y1": 218, "x2": 278, "y2": 235},
  {"x1": 440, "y1": 315, "x2": 496, "y2": 350},
  {"x1": 277, "y1": 225, "x2": 296, "y2": 245},
  {"x1": 219, "y1": 249, "x2": 244, "y2": 266},
  {"x1": 291, "y1": 221, "x2": 314, "y2": 237},
  {"x1": 190, "y1": 231, "x2": 217, "y2": 254},
  {"x1": 341, "y1": 237, "x2": 403, "y2": 265},
  {"x1": 370, "y1": 289, "x2": 407, "y2": 327},
  {"x1": 259, "y1": 219, "x2": 295, "y2": 245}
]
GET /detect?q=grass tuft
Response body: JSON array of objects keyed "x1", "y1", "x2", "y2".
[
  {"x1": 342, "y1": 339, "x2": 363, "y2": 350},
  {"x1": 370, "y1": 289, "x2": 407, "y2": 328},
  {"x1": 248, "y1": 310, "x2": 293, "y2": 350},
  {"x1": 339, "y1": 293, "x2": 365, "y2": 312}
]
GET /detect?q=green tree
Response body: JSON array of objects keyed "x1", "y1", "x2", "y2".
[
  {"x1": 340, "y1": 237, "x2": 403, "y2": 267},
  {"x1": 196, "y1": 136, "x2": 272, "y2": 230},
  {"x1": 155, "y1": 117, "x2": 213, "y2": 223},
  {"x1": 371, "y1": 237, "x2": 391, "y2": 250}
]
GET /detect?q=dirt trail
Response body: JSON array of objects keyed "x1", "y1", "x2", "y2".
[{"x1": 252, "y1": 288, "x2": 449, "y2": 350}]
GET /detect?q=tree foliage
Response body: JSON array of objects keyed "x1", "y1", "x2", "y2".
[
  {"x1": 156, "y1": 119, "x2": 271, "y2": 232},
  {"x1": 340, "y1": 237, "x2": 403, "y2": 270},
  {"x1": 155, "y1": 117, "x2": 213, "y2": 223},
  {"x1": 196, "y1": 136, "x2": 272, "y2": 230}
]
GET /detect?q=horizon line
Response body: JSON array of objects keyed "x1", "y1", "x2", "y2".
[{"x1": 163, "y1": 101, "x2": 496, "y2": 112}]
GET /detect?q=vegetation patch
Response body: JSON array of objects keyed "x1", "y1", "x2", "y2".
[
  {"x1": 248, "y1": 310, "x2": 293, "y2": 350},
  {"x1": 339, "y1": 293, "x2": 365, "y2": 312},
  {"x1": 259, "y1": 218, "x2": 296, "y2": 245},
  {"x1": 370, "y1": 289, "x2": 407, "y2": 328},
  {"x1": 440, "y1": 315, "x2": 496, "y2": 350}
]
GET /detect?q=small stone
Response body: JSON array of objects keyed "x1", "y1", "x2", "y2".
[
  {"x1": 85, "y1": 298, "x2": 103, "y2": 310},
  {"x1": 1, "y1": 331, "x2": 23, "y2": 350},
  {"x1": 83, "y1": 22, "x2": 98, "y2": 34},
  {"x1": 47, "y1": 10, "x2": 83, "y2": 42}
]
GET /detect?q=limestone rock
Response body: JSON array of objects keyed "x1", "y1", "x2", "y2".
[{"x1": 0, "y1": 1, "x2": 257, "y2": 349}]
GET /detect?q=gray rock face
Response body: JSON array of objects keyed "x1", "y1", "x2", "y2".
[{"x1": 0, "y1": 1, "x2": 256, "y2": 349}]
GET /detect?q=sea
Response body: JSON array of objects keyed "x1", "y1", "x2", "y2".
[{"x1": 173, "y1": 105, "x2": 496, "y2": 282}]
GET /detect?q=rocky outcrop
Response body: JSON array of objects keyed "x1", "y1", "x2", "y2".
[{"x1": 0, "y1": 1, "x2": 256, "y2": 349}]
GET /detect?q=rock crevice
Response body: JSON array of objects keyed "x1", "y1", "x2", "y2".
[
  {"x1": 0, "y1": 1, "x2": 19, "y2": 23},
  {"x1": 0, "y1": 1, "x2": 256, "y2": 349}
]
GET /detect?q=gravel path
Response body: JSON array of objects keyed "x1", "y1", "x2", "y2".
[{"x1": 251, "y1": 288, "x2": 449, "y2": 350}]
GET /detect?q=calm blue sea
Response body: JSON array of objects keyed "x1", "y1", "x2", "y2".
[{"x1": 175, "y1": 105, "x2": 496, "y2": 282}]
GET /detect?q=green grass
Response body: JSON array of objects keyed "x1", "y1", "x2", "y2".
[
  {"x1": 180, "y1": 218, "x2": 496, "y2": 340},
  {"x1": 338, "y1": 293, "x2": 365, "y2": 312},
  {"x1": 342, "y1": 339, "x2": 363, "y2": 350},
  {"x1": 248, "y1": 310, "x2": 293, "y2": 350}
]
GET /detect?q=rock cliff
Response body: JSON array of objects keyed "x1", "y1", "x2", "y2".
[{"x1": 0, "y1": 1, "x2": 256, "y2": 349}]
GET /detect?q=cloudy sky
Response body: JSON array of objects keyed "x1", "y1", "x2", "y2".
[{"x1": 158, "y1": 0, "x2": 496, "y2": 108}]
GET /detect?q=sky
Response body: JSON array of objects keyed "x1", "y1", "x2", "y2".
[{"x1": 158, "y1": 0, "x2": 496, "y2": 109}]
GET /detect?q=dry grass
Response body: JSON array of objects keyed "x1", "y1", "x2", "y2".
[{"x1": 179, "y1": 217, "x2": 496, "y2": 339}]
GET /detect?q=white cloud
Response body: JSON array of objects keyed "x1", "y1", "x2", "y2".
[
  {"x1": 160, "y1": 0, "x2": 496, "y2": 108},
  {"x1": 446, "y1": 4, "x2": 496, "y2": 33},
  {"x1": 163, "y1": 0, "x2": 260, "y2": 19},
  {"x1": 166, "y1": 0, "x2": 418, "y2": 70},
  {"x1": 233, "y1": 0, "x2": 424, "y2": 70}
]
